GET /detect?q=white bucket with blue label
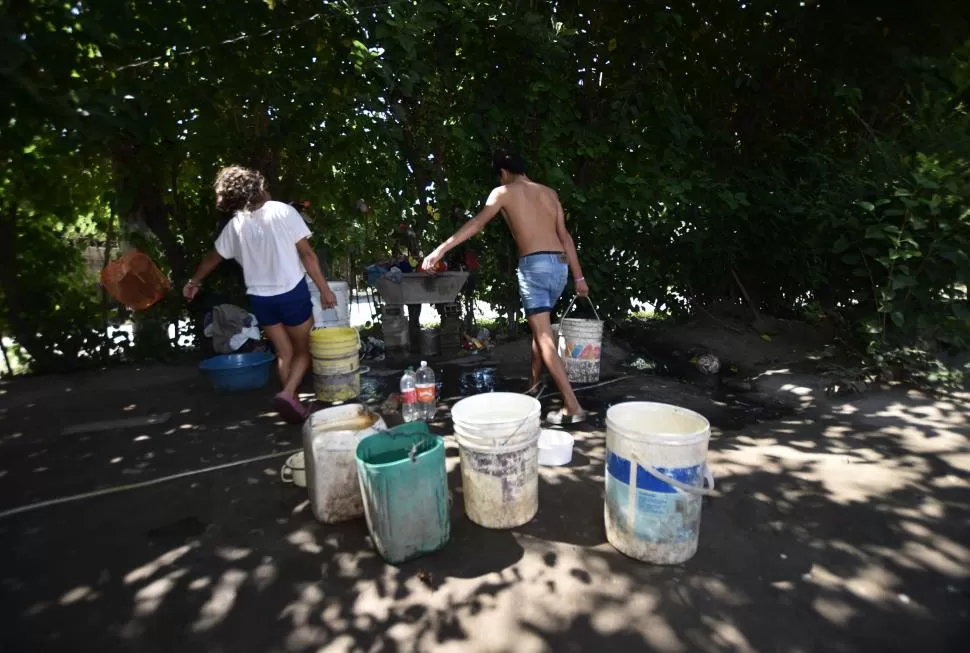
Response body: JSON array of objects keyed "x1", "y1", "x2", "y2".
[{"x1": 604, "y1": 402, "x2": 716, "y2": 564}]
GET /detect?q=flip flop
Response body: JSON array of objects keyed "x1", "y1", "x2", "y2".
[
  {"x1": 274, "y1": 393, "x2": 307, "y2": 425},
  {"x1": 545, "y1": 408, "x2": 588, "y2": 426}
]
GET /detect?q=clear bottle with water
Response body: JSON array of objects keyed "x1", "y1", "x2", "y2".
[
  {"x1": 415, "y1": 361, "x2": 437, "y2": 420},
  {"x1": 400, "y1": 367, "x2": 419, "y2": 423}
]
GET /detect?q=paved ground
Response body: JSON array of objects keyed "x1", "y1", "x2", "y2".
[{"x1": 1, "y1": 349, "x2": 968, "y2": 653}]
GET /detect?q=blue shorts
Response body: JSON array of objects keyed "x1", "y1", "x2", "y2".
[
  {"x1": 249, "y1": 278, "x2": 313, "y2": 327},
  {"x1": 517, "y1": 252, "x2": 568, "y2": 317}
]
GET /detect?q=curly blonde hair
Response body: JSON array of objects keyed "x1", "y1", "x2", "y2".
[{"x1": 213, "y1": 166, "x2": 266, "y2": 213}]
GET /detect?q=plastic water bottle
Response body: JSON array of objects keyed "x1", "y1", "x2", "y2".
[
  {"x1": 400, "y1": 367, "x2": 418, "y2": 423},
  {"x1": 415, "y1": 361, "x2": 437, "y2": 420}
]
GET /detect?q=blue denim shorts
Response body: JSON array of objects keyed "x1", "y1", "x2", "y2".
[
  {"x1": 517, "y1": 251, "x2": 568, "y2": 317},
  {"x1": 249, "y1": 278, "x2": 313, "y2": 327}
]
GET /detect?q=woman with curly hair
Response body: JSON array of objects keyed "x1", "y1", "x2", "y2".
[{"x1": 184, "y1": 165, "x2": 337, "y2": 423}]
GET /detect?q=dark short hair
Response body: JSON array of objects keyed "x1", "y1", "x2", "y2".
[{"x1": 493, "y1": 150, "x2": 526, "y2": 176}]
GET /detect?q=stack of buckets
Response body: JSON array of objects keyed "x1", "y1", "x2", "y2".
[
  {"x1": 451, "y1": 393, "x2": 542, "y2": 529},
  {"x1": 308, "y1": 279, "x2": 361, "y2": 402},
  {"x1": 381, "y1": 305, "x2": 409, "y2": 356}
]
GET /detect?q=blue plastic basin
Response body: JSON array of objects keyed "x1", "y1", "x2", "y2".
[{"x1": 199, "y1": 352, "x2": 276, "y2": 392}]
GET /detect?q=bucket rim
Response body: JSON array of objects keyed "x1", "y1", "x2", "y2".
[
  {"x1": 605, "y1": 401, "x2": 710, "y2": 444},
  {"x1": 306, "y1": 403, "x2": 379, "y2": 422},
  {"x1": 450, "y1": 392, "x2": 541, "y2": 425},
  {"x1": 560, "y1": 316, "x2": 603, "y2": 325},
  {"x1": 356, "y1": 434, "x2": 442, "y2": 468},
  {"x1": 311, "y1": 330, "x2": 358, "y2": 340}
]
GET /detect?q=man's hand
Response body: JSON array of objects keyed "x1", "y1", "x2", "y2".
[
  {"x1": 575, "y1": 278, "x2": 590, "y2": 298},
  {"x1": 183, "y1": 281, "x2": 201, "y2": 301},
  {"x1": 320, "y1": 285, "x2": 337, "y2": 308},
  {"x1": 422, "y1": 250, "x2": 443, "y2": 273}
]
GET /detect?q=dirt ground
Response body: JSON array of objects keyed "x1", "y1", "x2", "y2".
[{"x1": 1, "y1": 333, "x2": 969, "y2": 653}]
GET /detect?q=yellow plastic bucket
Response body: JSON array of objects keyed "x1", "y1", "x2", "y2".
[{"x1": 310, "y1": 327, "x2": 361, "y2": 402}]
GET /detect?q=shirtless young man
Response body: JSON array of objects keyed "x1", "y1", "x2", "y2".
[{"x1": 422, "y1": 152, "x2": 589, "y2": 424}]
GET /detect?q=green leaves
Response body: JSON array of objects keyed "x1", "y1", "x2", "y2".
[{"x1": 0, "y1": 0, "x2": 967, "y2": 379}]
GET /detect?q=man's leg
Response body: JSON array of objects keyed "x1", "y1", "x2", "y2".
[
  {"x1": 282, "y1": 318, "x2": 313, "y2": 398},
  {"x1": 526, "y1": 312, "x2": 583, "y2": 416},
  {"x1": 530, "y1": 334, "x2": 543, "y2": 389}
]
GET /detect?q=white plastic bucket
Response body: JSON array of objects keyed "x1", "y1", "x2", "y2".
[
  {"x1": 451, "y1": 393, "x2": 541, "y2": 529},
  {"x1": 309, "y1": 279, "x2": 351, "y2": 328},
  {"x1": 560, "y1": 296, "x2": 604, "y2": 384},
  {"x1": 302, "y1": 404, "x2": 386, "y2": 524},
  {"x1": 604, "y1": 402, "x2": 715, "y2": 564}
]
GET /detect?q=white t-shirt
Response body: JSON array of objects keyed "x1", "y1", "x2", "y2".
[{"x1": 214, "y1": 200, "x2": 312, "y2": 297}]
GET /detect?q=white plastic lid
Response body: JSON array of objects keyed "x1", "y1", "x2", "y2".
[{"x1": 420, "y1": 360, "x2": 428, "y2": 367}]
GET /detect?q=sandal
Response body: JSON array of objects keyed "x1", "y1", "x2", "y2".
[
  {"x1": 274, "y1": 392, "x2": 307, "y2": 425},
  {"x1": 545, "y1": 408, "x2": 588, "y2": 426}
]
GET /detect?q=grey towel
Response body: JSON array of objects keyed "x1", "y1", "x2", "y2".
[{"x1": 210, "y1": 304, "x2": 254, "y2": 353}]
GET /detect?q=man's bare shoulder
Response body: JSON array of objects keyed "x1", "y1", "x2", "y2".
[
  {"x1": 488, "y1": 185, "x2": 508, "y2": 200},
  {"x1": 530, "y1": 181, "x2": 559, "y2": 198}
]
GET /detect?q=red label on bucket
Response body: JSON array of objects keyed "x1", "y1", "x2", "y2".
[{"x1": 402, "y1": 388, "x2": 417, "y2": 405}]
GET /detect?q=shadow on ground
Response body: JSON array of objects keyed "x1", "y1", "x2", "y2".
[{"x1": 0, "y1": 363, "x2": 968, "y2": 652}]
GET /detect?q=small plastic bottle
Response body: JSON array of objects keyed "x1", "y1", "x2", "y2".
[
  {"x1": 415, "y1": 361, "x2": 437, "y2": 420},
  {"x1": 400, "y1": 367, "x2": 418, "y2": 423}
]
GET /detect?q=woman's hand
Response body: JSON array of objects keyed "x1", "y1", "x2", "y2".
[
  {"x1": 575, "y1": 278, "x2": 590, "y2": 298},
  {"x1": 183, "y1": 280, "x2": 201, "y2": 301},
  {"x1": 320, "y1": 285, "x2": 338, "y2": 308}
]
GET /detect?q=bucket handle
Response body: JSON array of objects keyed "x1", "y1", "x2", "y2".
[
  {"x1": 280, "y1": 464, "x2": 294, "y2": 484},
  {"x1": 631, "y1": 454, "x2": 719, "y2": 497},
  {"x1": 364, "y1": 428, "x2": 439, "y2": 463},
  {"x1": 562, "y1": 295, "x2": 601, "y2": 322},
  {"x1": 497, "y1": 412, "x2": 540, "y2": 447}
]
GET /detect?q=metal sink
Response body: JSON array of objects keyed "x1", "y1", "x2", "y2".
[{"x1": 376, "y1": 271, "x2": 469, "y2": 305}]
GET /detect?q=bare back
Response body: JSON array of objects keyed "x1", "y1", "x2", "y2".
[{"x1": 496, "y1": 180, "x2": 565, "y2": 256}]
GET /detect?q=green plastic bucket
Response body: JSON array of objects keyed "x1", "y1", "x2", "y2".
[{"x1": 355, "y1": 423, "x2": 451, "y2": 564}]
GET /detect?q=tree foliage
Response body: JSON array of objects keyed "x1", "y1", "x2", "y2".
[{"x1": 1, "y1": 0, "x2": 968, "y2": 380}]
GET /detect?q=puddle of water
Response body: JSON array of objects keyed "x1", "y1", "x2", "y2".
[
  {"x1": 361, "y1": 364, "x2": 510, "y2": 406},
  {"x1": 360, "y1": 375, "x2": 392, "y2": 404},
  {"x1": 555, "y1": 386, "x2": 792, "y2": 432},
  {"x1": 458, "y1": 367, "x2": 498, "y2": 395},
  {"x1": 362, "y1": 354, "x2": 791, "y2": 431}
]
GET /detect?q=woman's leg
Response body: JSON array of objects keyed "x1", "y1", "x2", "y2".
[
  {"x1": 282, "y1": 318, "x2": 313, "y2": 398},
  {"x1": 262, "y1": 324, "x2": 293, "y2": 389}
]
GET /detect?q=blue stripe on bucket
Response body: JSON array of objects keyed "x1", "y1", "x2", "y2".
[
  {"x1": 606, "y1": 451, "x2": 631, "y2": 483},
  {"x1": 607, "y1": 452, "x2": 703, "y2": 494}
]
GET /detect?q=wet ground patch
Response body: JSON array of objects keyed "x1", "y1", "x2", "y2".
[{"x1": 360, "y1": 346, "x2": 792, "y2": 432}]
